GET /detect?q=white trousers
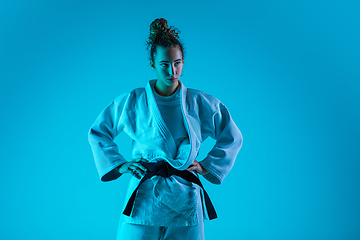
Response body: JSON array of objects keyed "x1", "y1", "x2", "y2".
[{"x1": 116, "y1": 221, "x2": 205, "y2": 240}]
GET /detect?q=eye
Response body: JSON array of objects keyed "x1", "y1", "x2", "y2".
[
  {"x1": 175, "y1": 62, "x2": 181, "y2": 66},
  {"x1": 161, "y1": 64, "x2": 169, "y2": 68}
]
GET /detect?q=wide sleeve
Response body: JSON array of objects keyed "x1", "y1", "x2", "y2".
[
  {"x1": 198, "y1": 101, "x2": 243, "y2": 184},
  {"x1": 88, "y1": 93, "x2": 130, "y2": 182}
]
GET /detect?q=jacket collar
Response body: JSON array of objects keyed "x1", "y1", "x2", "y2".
[
  {"x1": 145, "y1": 79, "x2": 187, "y2": 99},
  {"x1": 144, "y1": 79, "x2": 196, "y2": 170},
  {"x1": 145, "y1": 79, "x2": 181, "y2": 159}
]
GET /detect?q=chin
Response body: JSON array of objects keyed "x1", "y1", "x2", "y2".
[{"x1": 167, "y1": 79, "x2": 178, "y2": 86}]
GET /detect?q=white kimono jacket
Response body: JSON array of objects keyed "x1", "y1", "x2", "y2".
[{"x1": 88, "y1": 79, "x2": 243, "y2": 226}]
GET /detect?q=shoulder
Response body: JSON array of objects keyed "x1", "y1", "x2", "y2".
[
  {"x1": 113, "y1": 87, "x2": 146, "y2": 104},
  {"x1": 186, "y1": 88, "x2": 223, "y2": 111},
  {"x1": 187, "y1": 88, "x2": 220, "y2": 101}
]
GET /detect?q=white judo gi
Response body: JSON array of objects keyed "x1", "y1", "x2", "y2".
[{"x1": 88, "y1": 79, "x2": 243, "y2": 238}]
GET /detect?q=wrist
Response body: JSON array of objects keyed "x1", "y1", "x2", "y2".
[
  {"x1": 117, "y1": 163, "x2": 125, "y2": 173},
  {"x1": 202, "y1": 169, "x2": 209, "y2": 176},
  {"x1": 198, "y1": 162, "x2": 209, "y2": 175}
]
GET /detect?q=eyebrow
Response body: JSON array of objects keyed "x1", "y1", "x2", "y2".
[{"x1": 159, "y1": 59, "x2": 182, "y2": 63}]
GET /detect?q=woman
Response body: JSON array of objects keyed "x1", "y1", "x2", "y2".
[{"x1": 88, "y1": 18, "x2": 243, "y2": 240}]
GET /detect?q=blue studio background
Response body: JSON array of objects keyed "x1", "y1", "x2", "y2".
[{"x1": 1, "y1": 0, "x2": 359, "y2": 239}]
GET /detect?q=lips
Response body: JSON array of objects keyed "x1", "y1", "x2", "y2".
[{"x1": 168, "y1": 77, "x2": 177, "y2": 81}]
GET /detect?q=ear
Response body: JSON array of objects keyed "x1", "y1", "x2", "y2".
[{"x1": 150, "y1": 60, "x2": 155, "y2": 69}]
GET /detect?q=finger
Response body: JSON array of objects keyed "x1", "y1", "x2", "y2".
[
  {"x1": 134, "y1": 163, "x2": 147, "y2": 172},
  {"x1": 124, "y1": 168, "x2": 133, "y2": 174},
  {"x1": 128, "y1": 167, "x2": 141, "y2": 178},
  {"x1": 130, "y1": 159, "x2": 147, "y2": 173},
  {"x1": 131, "y1": 171, "x2": 141, "y2": 179},
  {"x1": 128, "y1": 165, "x2": 139, "y2": 172},
  {"x1": 130, "y1": 165, "x2": 146, "y2": 175},
  {"x1": 187, "y1": 166, "x2": 197, "y2": 171},
  {"x1": 129, "y1": 165, "x2": 146, "y2": 177},
  {"x1": 133, "y1": 158, "x2": 143, "y2": 162},
  {"x1": 120, "y1": 163, "x2": 132, "y2": 174}
]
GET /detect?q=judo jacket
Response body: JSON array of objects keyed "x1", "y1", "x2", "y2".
[
  {"x1": 88, "y1": 79, "x2": 243, "y2": 225},
  {"x1": 88, "y1": 79, "x2": 242, "y2": 184}
]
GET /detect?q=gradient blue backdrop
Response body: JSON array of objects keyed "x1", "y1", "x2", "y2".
[{"x1": 1, "y1": 0, "x2": 359, "y2": 239}]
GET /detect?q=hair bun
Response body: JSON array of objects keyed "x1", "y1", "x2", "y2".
[
  {"x1": 148, "y1": 18, "x2": 180, "y2": 45},
  {"x1": 146, "y1": 18, "x2": 185, "y2": 63},
  {"x1": 150, "y1": 18, "x2": 169, "y2": 36}
]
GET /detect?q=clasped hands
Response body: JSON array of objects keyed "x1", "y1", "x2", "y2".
[{"x1": 118, "y1": 158, "x2": 209, "y2": 179}]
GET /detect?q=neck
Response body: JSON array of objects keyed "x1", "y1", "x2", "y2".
[{"x1": 154, "y1": 81, "x2": 179, "y2": 97}]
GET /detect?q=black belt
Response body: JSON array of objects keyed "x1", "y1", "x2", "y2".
[{"x1": 123, "y1": 160, "x2": 217, "y2": 220}]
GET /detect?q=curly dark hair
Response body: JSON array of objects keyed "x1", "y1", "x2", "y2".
[{"x1": 146, "y1": 18, "x2": 186, "y2": 65}]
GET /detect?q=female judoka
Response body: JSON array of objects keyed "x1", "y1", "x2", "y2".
[{"x1": 88, "y1": 18, "x2": 243, "y2": 240}]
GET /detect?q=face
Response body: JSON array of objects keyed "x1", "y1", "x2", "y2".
[{"x1": 150, "y1": 46, "x2": 184, "y2": 96}]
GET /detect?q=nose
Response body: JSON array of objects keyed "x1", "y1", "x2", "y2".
[{"x1": 168, "y1": 64, "x2": 176, "y2": 76}]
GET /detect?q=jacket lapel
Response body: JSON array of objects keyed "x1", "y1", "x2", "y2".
[
  {"x1": 145, "y1": 80, "x2": 177, "y2": 159},
  {"x1": 179, "y1": 81, "x2": 198, "y2": 170}
]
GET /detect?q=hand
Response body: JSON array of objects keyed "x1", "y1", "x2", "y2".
[
  {"x1": 186, "y1": 159, "x2": 209, "y2": 176},
  {"x1": 119, "y1": 158, "x2": 148, "y2": 179}
]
